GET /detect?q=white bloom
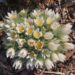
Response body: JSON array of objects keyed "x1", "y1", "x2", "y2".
[
  {"x1": 7, "y1": 37, "x2": 13, "y2": 41},
  {"x1": 19, "y1": 9, "x2": 27, "y2": 16},
  {"x1": 46, "y1": 17, "x2": 53, "y2": 25},
  {"x1": 35, "y1": 60, "x2": 43, "y2": 68},
  {"x1": 16, "y1": 24, "x2": 25, "y2": 33},
  {"x1": 52, "y1": 38, "x2": 60, "y2": 43},
  {"x1": 55, "y1": 12, "x2": 60, "y2": 20},
  {"x1": 58, "y1": 53, "x2": 66, "y2": 62},
  {"x1": 11, "y1": 22, "x2": 16, "y2": 29},
  {"x1": 34, "y1": 17, "x2": 44, "y2": 27},
  {"x1": 35, "y1": 41, "x2": 43, "y2": 49},
  {"x1": 7, "y1": 31, "x2": 17, "y2": 41},
  {"x1": 18, "y1": 48, "x2": 28, "y2": 58},
  {"x1": 45, "y1": 9, "x2": 60, "y2": 21},
  {"x1": 45, "y1": 59, "x2": 54, "y2": 70},
  {"x1": 13, "y1": 60, "x2": 22, "y2": 70},
  {"x1": 5, "y1": 22, "x2": 16, "y2": 29},
  {"x1": 48, "y1": 42, "x2": 60, "y2": 51},
  {"x1": 64, "y1": 43, "x2": 75, "y2": 50},
  {"x1": 51, "y1": 22, "x2": 60, "y2": 30},
  {"x1": 5, "y1": 24, "x2": 10, "y2": 28},
  {"x1": 6, "y1": 11, "x2": 18, "y2": 19},
  {"x1": 61, "y1": 35, "x2": 69, "y2": 42},
  {"x1": 44, "y1": 32, "x2": 53, "y2": 40},
  {"x1": 26, "y1": 60, "x2": 34, "y2": 70},
  {"x1": 24, "y1": 18, "x2": 33, "y2": 26},
  {"x1": 61, "y1": 23, "x2": 72, "y2": 35},
  {"x1": 26, "y1": 26, "x2": 34, "y2": 35},
  {"x1": 45, "y1": 9, "x2": 55, "y2": 17},
  {"x1": 65, "y1": 23, "x2": 72, "y2": 29},
  {"x1": 16, "y1": 38, "x2": 26, "y2": 47},
  {"x1": 32, "y1": 10, "x2": 41, "y2": 17},
  {"x1": 6, "y1": 48, "x2": 15, "y2": 58},
  {"x1": 27, "y1": 39, "x2": 35, "y2": 47},
  {"x1": 33, "y1": 29, "x2": 42, "y2": 39},
  {"x1": 0, "y1": 21, "x2": 4, "y2": 27},
  {"x1": 7, "y1": 31, "x2": 17, "y2": 37},
  {"x1": 52, "y1": 53, "x2": 59, "y2": 62}
]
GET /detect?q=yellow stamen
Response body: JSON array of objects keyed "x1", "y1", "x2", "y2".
[
  {"x1": 35, "y1": 41, "x2": 43, "y2": 49},
  {"x1": 34, "y1": 18, "x2": 44, "y2": 26},
  {"x1": 33, "y1": 31, "x2": 40, "y2": 38},
  {"x1": 27, "y1": 28, "x2": 33, "y2": 35},
  {"x1": 18, "y1": 26, "x2": 25, "y2": 33}
]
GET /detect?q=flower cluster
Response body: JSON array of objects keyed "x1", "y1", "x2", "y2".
[{"x1": 0, "y1": 9, "x2": 74, "y2": 70}]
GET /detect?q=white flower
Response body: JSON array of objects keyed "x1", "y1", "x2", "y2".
[
  {"x1": 24, "y1": 18, "x2": 33, "y2": 26},
  {"x1": 61, "y1": 35, "x2": 69, "y2": 42},
  {"x1": 0, "y1": 21, "x2": 4, "y2": 27},
  {"x1": 48, "y1": 42, "x2": 60, "y2": 51},
  {"x1": 27, "y1": 39, "x2": 35, "y2": 47},
  {"x1": 6, "y1": 48, "x2": 15, "y2": 58},
  {"x1": 46, "y1": 17, "x2": 53, "y2": 25},
  {"x1": 45, "y1": 59, "x2": 54, "y2": 70},
  {"x1": 45, "y1": 9, "x2": 55, "y2": 17},
  {"x1": 19, "y1": 9, "x2": 27, "y2": 16},
  {"x1": 16, "y1": 24, "x2": 25, "y2": 33},
  {"x1": 45, "y1": 9, "x2": 60, "y2": 21},
  {"x1": 26, "y1": 26, "x2": 33, "y2": 35},
  {"x1": 6, "y1": 11, "x2": 18, "y2": 19},
  {"x1": 16, "y1": 39, "x2": 26, "y2": 47},
  {"x1": 50, "y1": 22, "x2": 60, "y2": 30},
  {"x1": 26, "y1": 60, "x2": 34, "y2": 70},
  {"x1": 5, "y1": 24, "x2": 10, "y2": 28},
  {"x1": 11, "y1": 22, "x2": 16, "y2": 29},
  {"x1": 34, "y1": 17, "x2": 44, "y2": 27},
  {"x1": 55, "y1": 12, "x2": 60, "y2": 20},
  {"x1": 7, "y1": 31, "x2": 17, "y2": 41},
  {"x1": 61, "y1": 23, "x2": 72, "y2": 35},
  {"x1": 52, "y1": 38, "x2": 60, "y2": 43},
  {"x1": 58, "y1": 53, "x2": 66, "y2": 62},
  {"x1": 64, "y1": 43, "x2": 75, "y2": 50},
  {"x1": 5, "y1": 22, "x2": 16, "y2": 29},
  {"x1": 33, "y1": 29, "x2": 42, "y2": 39},
  {"x1": 31, "y1": 10, "x2": 41, "y2": 17},
  {"x1": 18, "y1": 49, "x2": 28, "y2": 58},
  {"x1": 13, "y1": 60, "x2": 22, "y2": 70},
  {"x1": 35, "y1": 41, "x2": 43, "y2": 50},
  {"x1": 35, "y1": 60, "x2": 43, "y2": 68},
  {"x1": 44, "y1": 32, "x2": 53, "y2": 40},
  {"x1": 7, "y1": 37, "x2": 13, "y2": 41},
  {"x1": 52, "y1": 53, "x2": 59, "y2": 62},
  {"x1": 65, "y1": 23, "x2": 72, "y2": 29}
]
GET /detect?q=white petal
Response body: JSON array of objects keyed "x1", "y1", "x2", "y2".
[
  {"x1": 26, "y1": 61, "x2": 34, "y2": 70},
  {"x1": 35, "y1": 60, "x2": 43, "y2": 68},
  {"x1": 48, "y1": 42, "x2": 60, "y2": 51},
  {"x1": 6, "y1": 48, "x2": 15, "y2": 58},
  {"x1": 61, "y1": 23, "x2": 72, "y2": 35},
  {"x1": 61, "y1": 35, "x2": 69, "y2": 42},
  {"x1": 55, "y1": 13, "x2": 60, "y2": 20},
  {"x1": 51, "y1": 22, "x2": 60, "y2": 30},
  {"x1": 18, "y1": 49, "x2": 28, "y2": 58},
  {"x1": 58, "y1": 53, "x2": 66, "y2": 62},
  {"x1": 52, "y1": 53, "x2": 59, "y2": 62},
  {"x1": 44, "y1": 32, "x2": 53, "y2": 40},
  {"x1": 45, "y1": 59, "x2": 54, "y2": 70},
  {"x1": 64, "y1": 43, "x2": 75, "y2": 50},
  {"x1": 13, "y1": 60, "x2": 22, "y2": 70}
]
